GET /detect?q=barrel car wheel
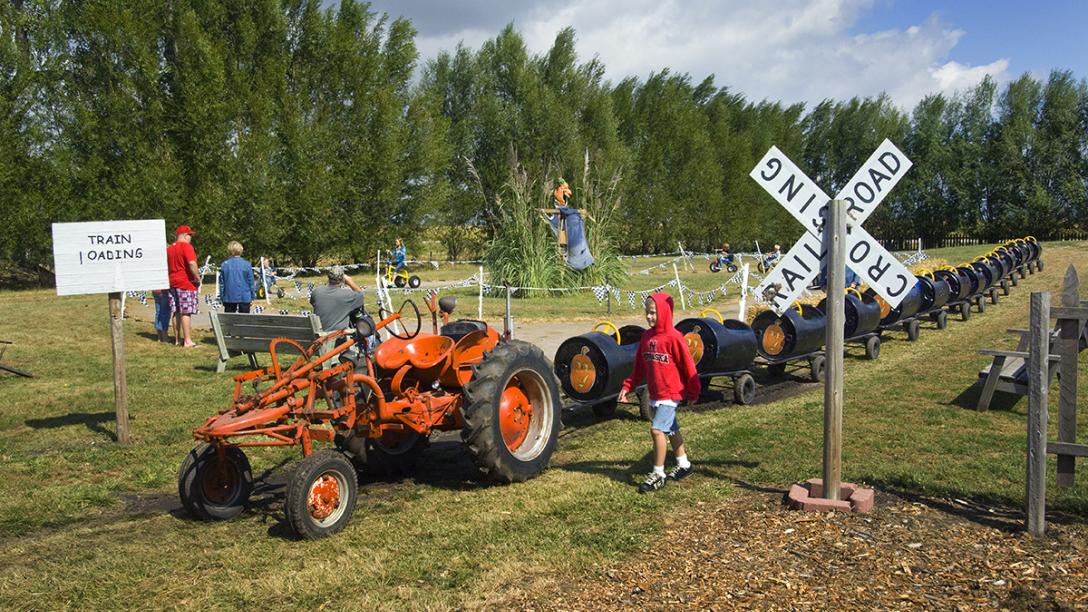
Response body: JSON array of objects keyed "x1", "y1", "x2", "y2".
[
  {"x1": 809, "y1": 355, "x2": 826, "y2": 383},
  {"x1": 462, "y1": 340, "x2": 562, "y2": 483},
  {"x1": 285, "y1": 450, "x2": 358, "y2": 540},
  {"x1": 733, "y1": 373, "x2": 756, "y2": 405},
  {"x1": 767, "y1": 362, "x2": 787, "y2": 378},
  {"x1": 638, "y1": 389, "x2": 655, "y2": 422},
  {"x1": 178, "y1": 443, "x2": 253, "y2": 521},
  {"x1": 977, "y1": 297, "x2": 986, "y2": 313},
  {"x1": 961, "y1": 303, "x2": 971, "y2": 321},
  {"x1": 864, "y1": 336, "x2": 881, "y2": 360},
  {"x1": 591, "y1": 399, "x2": 618, "y2": 419},
  {"x1": 990, "y1": 289, "x2": 999, "y2": 305},
  {"x1": 935, "y1": 310, "x2": 948, "y2": 330},
  {"x1": 1000, "y1": 279, "x2": 1010, "y2": 295},
  {"x1": 906, "y1": 320, "x2": 920, "y2": 342}
]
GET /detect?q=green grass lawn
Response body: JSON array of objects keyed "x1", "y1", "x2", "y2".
[{"x1": 0, "y1": 242, "x2": 1086, "y2": 608}]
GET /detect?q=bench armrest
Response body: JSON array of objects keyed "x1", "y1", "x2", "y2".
[{"x1": 978, "y1": 349, "x2": 1061, "y2": 361}]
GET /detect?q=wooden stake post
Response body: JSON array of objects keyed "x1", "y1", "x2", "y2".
[
  {"x1": 1056, "y1": 266, "x2": 1080, "y2": 487},
  {"x1": 108, "y1": 292, "x2": 131, "y2": 444},
  {"x1": 1026, "y1": 291, "x2": 1050, "y2": 537},
  {"x1": 822, "y1": 200, "x2": 847, "y2": 500}
]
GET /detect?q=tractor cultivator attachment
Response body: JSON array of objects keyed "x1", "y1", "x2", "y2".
[{"x1": 179, "y1": 295, "x2": 562, "y2": 539}]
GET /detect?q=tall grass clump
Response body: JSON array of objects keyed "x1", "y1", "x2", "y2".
[
  {"x1": 478, "y1": 153, "x2": 628, "y2": 296},
  {"x1": 481, "y1": 164, "x2": 571, "y2": 296},
  {"x1": 571, "y1": 150, "x2": 628, "y2": 288}
]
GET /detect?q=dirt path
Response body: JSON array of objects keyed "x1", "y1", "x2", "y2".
[{"x1": 518, "y1": 490, "x2": 1088, "y2": 610}]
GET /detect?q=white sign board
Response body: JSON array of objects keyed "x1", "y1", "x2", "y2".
[
  {"x1": 52, "y1": 220, "x2": 169, "y2": 296},
  {"x1": 749, "y1": 139, "x2": 915, "y2": 312}
]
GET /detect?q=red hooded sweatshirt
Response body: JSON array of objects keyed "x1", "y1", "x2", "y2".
[{"x1": 620, "y1": 293, "x2": 701, "y2": 403}]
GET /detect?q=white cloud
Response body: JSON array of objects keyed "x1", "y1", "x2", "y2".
[{"x1": 405, "y1": 0, "x2": 1009, "y2": 110}]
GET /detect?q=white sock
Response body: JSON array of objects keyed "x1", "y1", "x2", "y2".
[
  {"x1": 653, "y1": 465, "x2": 666, "y2": 477},
  {"x1": 676, "y1": 454, "x2": 691, "y2": 469}
]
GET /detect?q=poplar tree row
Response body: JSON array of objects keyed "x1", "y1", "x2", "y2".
[{"x1": 2, "y1": 3, "x2": 1086, "y2": 269}]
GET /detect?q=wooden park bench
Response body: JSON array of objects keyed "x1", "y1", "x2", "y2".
[
  {"x1": 976, "y1": 309, "x2": 1087, "y2": 411},
  {"x1": 209, "y1": 312, "x2": 329, "y2": 373}
]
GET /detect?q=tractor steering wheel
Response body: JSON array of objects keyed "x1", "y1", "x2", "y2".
[{"x1": 380, "y1": 299, "x2": 421, "y2": 340}]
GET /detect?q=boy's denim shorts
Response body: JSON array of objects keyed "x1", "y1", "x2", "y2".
[{"x1": 651, "y1": 400, "x2": 680, "y2": 436}]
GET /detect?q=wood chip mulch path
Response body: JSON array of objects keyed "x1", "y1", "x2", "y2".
[{"x1": 521, "y1": 491, "x2": 1088, "y2": 610}]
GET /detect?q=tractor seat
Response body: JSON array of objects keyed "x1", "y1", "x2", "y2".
[
  {"x1": 440, "y1": 319, "x2": 489, "y2": 343},
  {"x1": 373, "y1": 335, "x2": 454, "y2": 371}
]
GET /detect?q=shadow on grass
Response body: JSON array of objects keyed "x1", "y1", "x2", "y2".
[
  {"x1": 559, "y1": 451, "x2": 761, "y2": 487},
  {"x1": 25, "y1": 411, "x2": 117, "y2": 441},
  {"x1": 861, "y1": 474, "x2": 1088, "y2": 533},
  {"x1": 947, "y1": 381, "x2": 1024, "y2": 411}
]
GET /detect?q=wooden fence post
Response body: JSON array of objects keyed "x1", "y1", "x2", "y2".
[
  {"x1": 1057, "y1": 265, "x2": 1080, "y2": 487},
  {"x1": 1026, "y1": 291, "x2": 1050, "y2": 536}
]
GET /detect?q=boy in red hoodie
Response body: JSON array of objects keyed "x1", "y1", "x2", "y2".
[{"x1": 618, "y1": 293, "x2": 701, "y2": 493}]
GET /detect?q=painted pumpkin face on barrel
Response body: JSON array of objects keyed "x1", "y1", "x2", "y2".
[
  {"x1": 570, "y1": 347, "x2": 596, "y2": 394},
  {"x1": 873, "y1": 294, "x2": 892, "y2": 319},
  {"x1": 684, "y1": 325, "x2": 705, "y2": 365},
  {"x1": 761, "y1": 322, "x2": 787, "y2": 355}
]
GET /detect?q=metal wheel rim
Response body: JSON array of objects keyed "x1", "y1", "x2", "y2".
[
  {"x1": 307, "y1": 469, "x2": 350, "y2": 527},
  {"x1": 499, "y1": 370, "x2": 553, "y2": 461},
  {"x1": 200, "y1": 456, "x2": 243, "y2": 506}
]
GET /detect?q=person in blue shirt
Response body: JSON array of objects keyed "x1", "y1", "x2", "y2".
[
  {"x1": 219, "y1": 241, "x2": 256, "y2": 313},
  {"x1": 392, "y1": 238, "x2": 407, "y2": 274}
]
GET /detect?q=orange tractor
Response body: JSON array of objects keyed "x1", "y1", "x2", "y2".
[{"x1": 178, "y1": 296, "x2": 561, "y2": 539}]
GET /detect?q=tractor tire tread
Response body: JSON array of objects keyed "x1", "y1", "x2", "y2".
[
  {"x1": 285, "y1": 450, "x2": 358, "y2": 540},
  {"x1": 462, "y1": 340, "x2": 561, "y2": 484}
]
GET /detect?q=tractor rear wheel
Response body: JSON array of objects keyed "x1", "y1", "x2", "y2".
[
  {"x1": 285, "y1": 450, "x2": 358, "y2": 540},
  {"x1": 178, "y1": 443, "x2": 253, "y2": 520},
  {"x1": 462, "y1": 340, "x2": 562, "y2": 483},
  {"x1": 394, "y1": 275, "x2": 407, "y2": 288}
]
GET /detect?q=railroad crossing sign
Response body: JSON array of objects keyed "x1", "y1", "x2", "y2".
[{"x1": 750, "y1": 139, "x2": 914, "y2": 313}]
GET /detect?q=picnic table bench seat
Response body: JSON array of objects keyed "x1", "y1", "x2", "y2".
[{"x1": 209, "y1": 311, "x2": 331, "y2": 373}]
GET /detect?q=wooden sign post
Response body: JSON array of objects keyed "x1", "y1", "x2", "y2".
[
  {"x1": 747, "y1": 140, "x2": 914, "y2": 510},
  {"x1": 108, "y1": 292, "x2": 130, "y2": 444},
  {"x1": 822, "y1": 200, "x2": 847, "y2": 500},
  {"x1": 52, "y1": 219, "x2": 169, "y2": 444}
]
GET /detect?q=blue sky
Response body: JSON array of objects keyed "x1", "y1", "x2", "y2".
[
  {"x1": 852, "y1": 0, "x2": 1087, "y2": 80},
  {"x1": 355, "y1": 0, "x2": 1086, "y2": 109}
]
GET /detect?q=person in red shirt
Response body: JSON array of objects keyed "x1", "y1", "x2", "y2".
[
  {"x1": 166, "y1": 225, "x2": 201, "y2": 348},
  {"x1": 618, "y1": 292, "x2": 701, "y2": 493}
]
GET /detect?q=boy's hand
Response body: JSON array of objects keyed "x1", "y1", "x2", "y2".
[{"x1": 617, "y1": 390, "x2": 628, "y2": 403}]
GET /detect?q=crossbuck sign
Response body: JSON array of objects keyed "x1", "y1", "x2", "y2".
[{"x1": 751, "y1": 139, "x2": 914, "y2": 313}]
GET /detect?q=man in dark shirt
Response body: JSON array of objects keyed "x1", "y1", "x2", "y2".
[{"x1": 310, "y1": 266, "x2": 364, "y2": 331}]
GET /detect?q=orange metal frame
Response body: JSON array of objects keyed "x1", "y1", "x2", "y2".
[{"x1": 193, "y1": 297, "x2": 496, "y2": 458}]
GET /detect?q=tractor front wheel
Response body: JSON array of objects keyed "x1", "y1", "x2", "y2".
[
  {"x1": 462, "y1": 340, "x2": 562, "y2": 483},
  {"x1": 178, "y1": 443, "x2": 253, "y2": 521},
  {"x1": 285, "y1": 450, "x2": 358, "y2": 540},
  {"x1": 408, "y1": 275, "x2": 422, "y2": 289}
]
